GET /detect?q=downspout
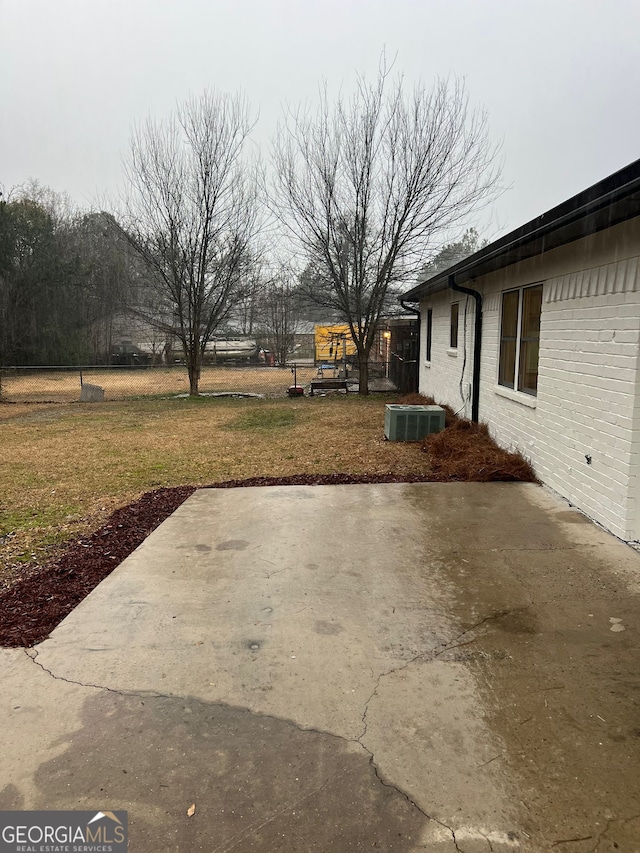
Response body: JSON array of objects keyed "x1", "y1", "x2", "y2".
[{"x1": 448, "y1": 275, "x2": 482, "y2": 423}]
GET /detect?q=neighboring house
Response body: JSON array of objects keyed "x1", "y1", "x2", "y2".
[{"x1": 401, "y1": 159, "x2": 640, "y2": 542}]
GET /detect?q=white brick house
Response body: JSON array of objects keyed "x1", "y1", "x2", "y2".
[{"x1": 401, "y1": 159, "x2": 640, "y2": 542}]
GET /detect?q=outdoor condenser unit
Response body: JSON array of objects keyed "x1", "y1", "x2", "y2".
[{"x1": 384, "y1": 404, "x2": 445, "y2": 441}]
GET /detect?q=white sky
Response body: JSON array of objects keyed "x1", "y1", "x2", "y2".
[{"x1": 1, "y1": 0, "x2": 639, "y2": 237}]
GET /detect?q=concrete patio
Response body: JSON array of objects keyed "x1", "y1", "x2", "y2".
[{"x1": 2, "y1": 482, "x2": 640, "y2": 851}]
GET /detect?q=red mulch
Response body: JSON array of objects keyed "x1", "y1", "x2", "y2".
[
  {"x1": 0, "y1": 486, "x2": 194, "y2": 648},
  {"x1": 0, "y1": 473, "x2": 443, "y2": 648}
]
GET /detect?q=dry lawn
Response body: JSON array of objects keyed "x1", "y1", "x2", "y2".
[
  {"x1": 0, "y1": 394, "x2": 429, "y2": 586},
  {"x1": 1, "y1": 365, "x2": 319, "y2": 403}
]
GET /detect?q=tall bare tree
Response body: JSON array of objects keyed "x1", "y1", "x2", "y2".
[
  {"x1": 261, "y1": 266, "x2": 301, "y2": 365},
  {"x1": 271, "y1": 68, "x2": 500, "y2": 393},
  {"x1": 120, "y1": 90, "x2": 260, "y2": 394}
]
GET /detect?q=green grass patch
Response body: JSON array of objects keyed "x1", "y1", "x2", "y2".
[{"x1": 0, "y1": 503, "x2": 81, "y2": 537}]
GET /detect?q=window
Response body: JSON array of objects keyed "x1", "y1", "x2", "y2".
[
  {"x1": 425, "y1": 308, "x2": 433, "y2": 361},
  {"x1": 499, "y1": 284, "x2": 543, "y2": 396},
  {"x1": 450, "y1": 302, "x2": 459, "y2": 349}
]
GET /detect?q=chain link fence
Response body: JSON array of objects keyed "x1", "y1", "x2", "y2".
[{"x1": 0, "y1": 362, "x2": 401, "y2": 403}]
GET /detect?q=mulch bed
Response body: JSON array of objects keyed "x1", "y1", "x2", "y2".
[{"x1": 0, "y1": 473, "x2": 441, "y2": 648}]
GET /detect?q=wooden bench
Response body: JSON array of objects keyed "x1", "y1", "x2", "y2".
[{"x1": 309, "y1": 378, "x2": 349, "y2": 396}]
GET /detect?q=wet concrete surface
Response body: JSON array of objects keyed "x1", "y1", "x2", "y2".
[{"x1": 1, "y1": 483, "x2": 640, "y2": 851}]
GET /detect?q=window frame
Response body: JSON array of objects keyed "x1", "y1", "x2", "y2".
[
  {"x1": 498, "y1": 283, "x2": 543, "y2": 397},
  {"x1": 425, "y1": 308, "x2": 433, "y2": 362}
]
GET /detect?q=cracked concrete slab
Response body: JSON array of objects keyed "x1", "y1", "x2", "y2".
[
  {"x1": 2, "y1": 483, "x2": 640, "y2": 851},
  {"x1": 26, "y1": 486, "x2": 468, "y2": 741},
  {"x1": 361, "y1": 658, "x2": 512, "y2": 830}
]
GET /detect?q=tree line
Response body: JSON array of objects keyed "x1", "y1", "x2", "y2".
[
  {"x1": 0, "y1": 181, "x2": 313, "y2": 372},
  {"x1": 0, "y1": 66, "x2": 499, "y2": 394},
  {"x1": 0, "y1": 186, "x2": 128, "y2": 366}
]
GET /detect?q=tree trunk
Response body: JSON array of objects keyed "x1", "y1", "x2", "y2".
[
  {"x1": 186, "y1": 349, "x2": 201, "y2": 396},
  {"x1": 358, "y1": 351, "x2": 369, "y2": 396}
]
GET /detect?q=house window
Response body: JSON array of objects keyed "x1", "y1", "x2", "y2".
[
  {"x1": 498, "y1": 284, "x2": 543, "y2": 396},
  {"x1": 425, "y1": 309, "x2": 433, "y2": 361},
  {"x1": 450, "y1": 302, "x2": 459, "y2": 349}
]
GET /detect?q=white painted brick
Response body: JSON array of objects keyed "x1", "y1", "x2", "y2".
[
  {"x1": 601, "y1": 366, "x2": 636, "y2": 382},
  {"x1": 417, "y1": 222, "x2": 640, "y2": 540},
  {"x1": 615, "y1": 330, "x2": 640, "y2": 343}
]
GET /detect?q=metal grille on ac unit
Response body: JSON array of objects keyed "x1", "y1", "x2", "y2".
[{"x1": 384, "y1": 404, "x2": 445, "y2": 441}]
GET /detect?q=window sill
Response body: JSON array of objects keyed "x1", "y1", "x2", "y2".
[
  {"x1": 424, "y1": 361, "x2": 432, "y2": 368},
  {"x1": 447, "y1": 348, "x2": 458, "y2": 357},
  {"x1": 494, "y1": 385, "x2": 537, "y2": 408}
]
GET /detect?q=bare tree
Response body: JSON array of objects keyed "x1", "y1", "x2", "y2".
[
  {"x1": 261, "y1": 266, "x2": 301, "y2": 365},
  {"x1": 271, "y1": 68, "x2": 500, "y2": 394},
  {"x1": 232, "y1": 263, "x2": 267, "y2": 337},
  {"x1": 120, "y1": 90, "x2": 260, "y2": 394}
]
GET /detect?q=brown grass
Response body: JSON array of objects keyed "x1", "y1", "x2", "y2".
[
  {"x1": 1, "y1": 365, "x2": 319, "y2": 402},
  {"x1": 0, "y1": 391, "x2": 539, "y2": 592},
  {"x1": 0, "y1": 395, "x2": 430, "y2": 587}
]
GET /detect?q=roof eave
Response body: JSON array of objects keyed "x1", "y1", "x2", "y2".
[{"x1": 401, "y1": 158, "x2": 640, "y2": 303}]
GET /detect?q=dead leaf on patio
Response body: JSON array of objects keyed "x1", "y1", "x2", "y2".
[{"x1": 187, "y1": 803, "x2": 196, "y2": 817}]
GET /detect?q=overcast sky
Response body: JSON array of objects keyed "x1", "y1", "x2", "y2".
[{"x1": 1, "y1": 0, "x2": 638, "y2": 238}]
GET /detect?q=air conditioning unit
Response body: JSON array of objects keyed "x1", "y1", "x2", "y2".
[{"x1": 384, "y1": 404, "x2": 445, "y2": 441}]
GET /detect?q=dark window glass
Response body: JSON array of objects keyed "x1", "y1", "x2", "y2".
[
  {"x1": 498, "y1": 290, "x2": 519, "y2": 389},
  {"x1": 450, "y1": 302, "x2": 459, "y2": 349},
  {"x1": 426, "y1": 309, "x2": 433, "y2": 361},
  {"x1": 519, "y1": 285, "x2": 543, "y2": 395}
]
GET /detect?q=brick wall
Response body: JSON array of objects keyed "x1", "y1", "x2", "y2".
[
  {"x1": 418, "y1": 217, "x2": 640, "y2": 540},
  {"x1": 418, "y1": 293, "x2": 476, "y2": 419}
]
